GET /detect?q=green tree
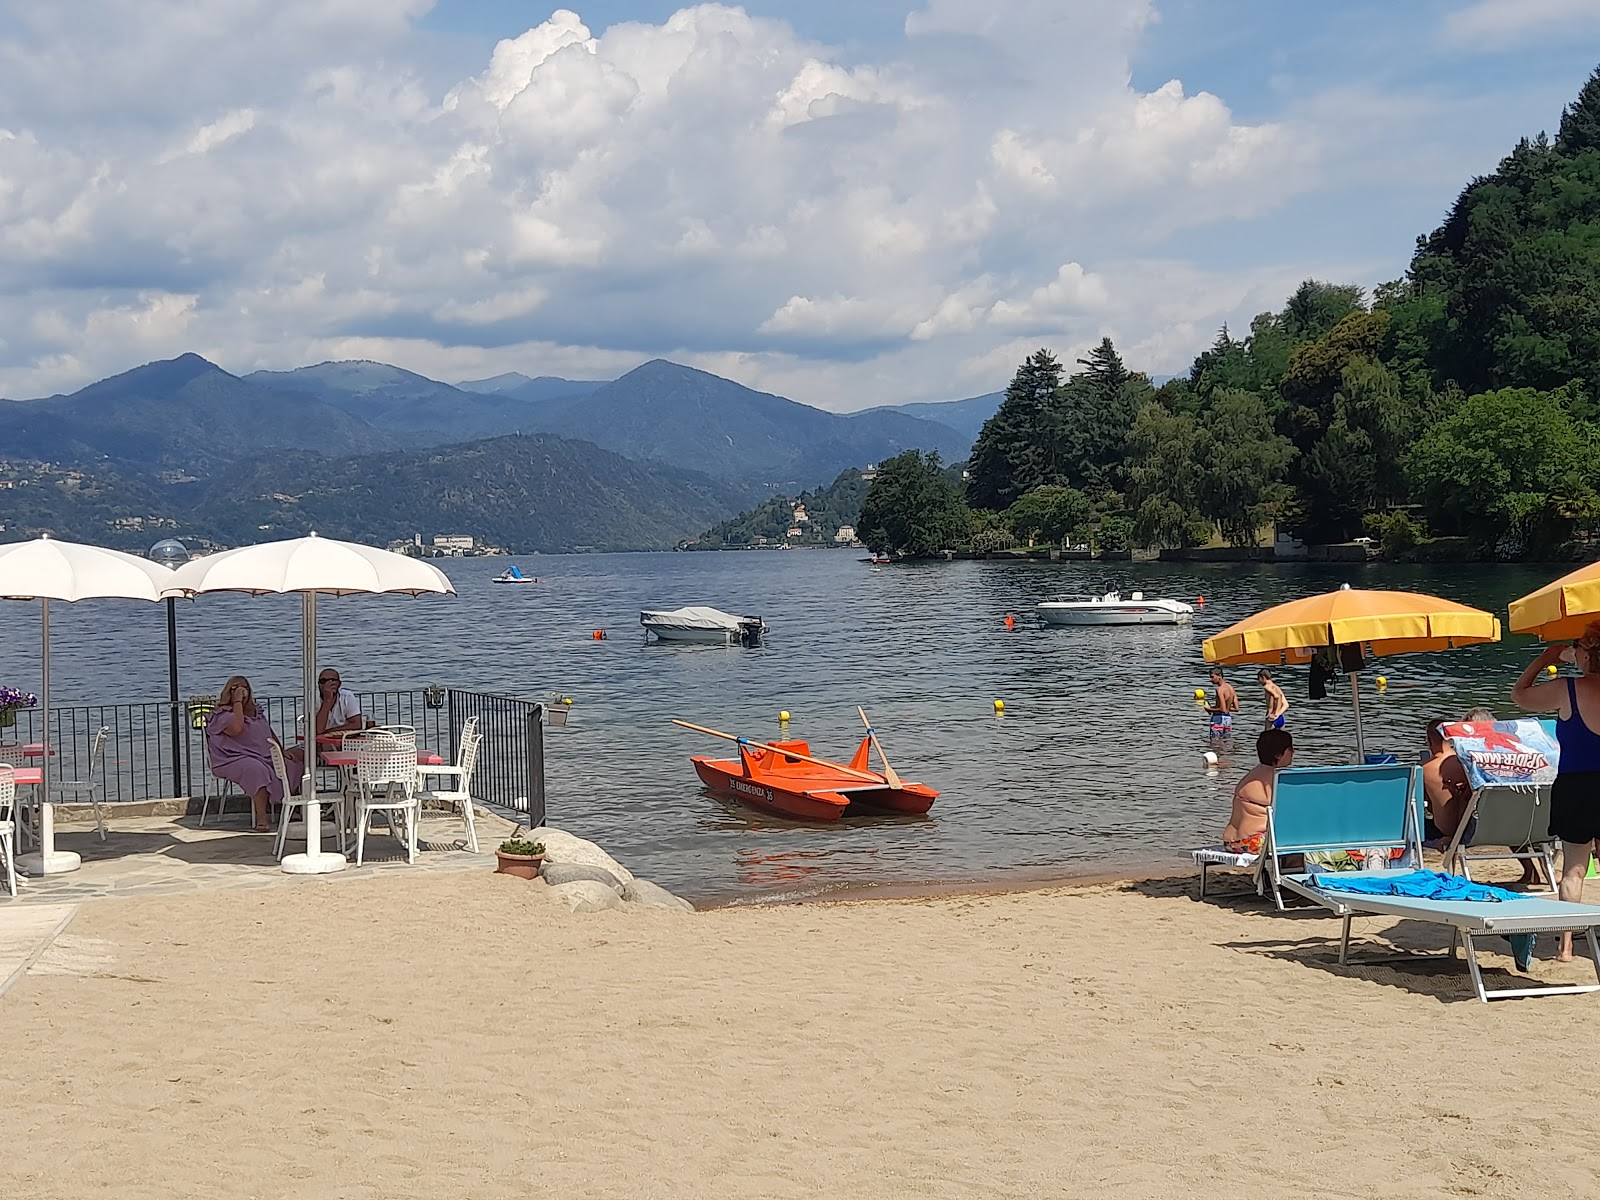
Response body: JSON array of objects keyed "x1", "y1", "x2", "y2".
[
  {"x1": 1125, "y1": 403, "x2": 1209, "y2": 548},
  {"x1": 1557, "y1": 65, "x2": 1600, "y2": 155},
  {"x1": 1004, "y1": 485, "x2": 1092, "y2": 547},
  {"x1": 966, "y1": 350, "x2": 1065, "y2": 510},
  {"x1": 1404, "y1": 387, "x2": 1597, "y2": 552},
  {"x1": 1059, "y1": 338, "x2": 1151, "y2": 492},
  {"x1": 1194, "y1": 391, "x2": 1296, "y2": 546},
  {"x1": 1279, "y1": 280, "x2": 1366, "y2": 341},
  {"x1": 859, "y1": 451, "x2": 973, "y2": 557}
]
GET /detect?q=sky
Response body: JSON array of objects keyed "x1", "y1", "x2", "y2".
[{"x1": 0, "y1": 0, "x2": 1597, "y2": 411}]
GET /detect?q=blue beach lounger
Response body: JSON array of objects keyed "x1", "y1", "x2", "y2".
[
  {"x1": 1279, "y1": 870, "x2": 1600, "y2": 1003},
  {"x1": 1260, "y1": 763, "x2": 1423, "y2": 911},
  {"x1": 1267, "y1": 753, "x2": 1600, "y2": 1000}
]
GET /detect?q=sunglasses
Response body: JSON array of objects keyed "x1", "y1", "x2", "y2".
[{"x1": 319, "y1": 677, "x2": 340, "y2": 685}]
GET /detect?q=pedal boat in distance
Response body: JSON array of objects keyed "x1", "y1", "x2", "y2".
[{"x1": 693, "y1": 736, "x2": 938, "y2": 821}]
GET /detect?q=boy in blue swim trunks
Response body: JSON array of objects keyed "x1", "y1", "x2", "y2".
[
  {"x1": 1259, "y1": 668, "x2": 1289, "y2": 730},
  {"x1": 1205, "y1": 667, "x2": 1238, "y2": 736}
]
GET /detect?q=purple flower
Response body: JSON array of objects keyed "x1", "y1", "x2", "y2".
[{"x1": 0, "y1": 687, "x2": 38, "y2": 710}]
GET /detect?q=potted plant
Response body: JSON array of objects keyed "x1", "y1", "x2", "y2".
[
  {"x1": 495, "y1": 838, "x2": 546, "y2": 879},
  {"x1": 187, "y1": 694, "x2": 217, "y2": 729},
  {"x1": 0, "y1": 686, "x2": 38, "y2": 730}
]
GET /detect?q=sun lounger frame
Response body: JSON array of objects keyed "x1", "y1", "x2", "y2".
[
  {"x1": 1261, "y1": 764, "x2": 1424, "y2": 912},
  {"x1": 1440, "y1": 783, "x2": 1558, "y2": 896},
  {"x1": 1280, "y1": 871, "x2": 1600, "y2": 1002}
]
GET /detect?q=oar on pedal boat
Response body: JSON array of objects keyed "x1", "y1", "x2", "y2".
[
  {"x1": 671, "y1": 719, "x2": 886, "y2": 784},
  {"x1": 855, "y1": 705, "x2": 903, "y2": 789}
]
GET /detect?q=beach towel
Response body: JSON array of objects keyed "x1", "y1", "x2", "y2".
[
  {"x1": 1309, "y1": 870, "x2": 1529, "y2": 903},
  {"x1": 1441, "y1": 719, "x2": 1559, "y2": 790}
]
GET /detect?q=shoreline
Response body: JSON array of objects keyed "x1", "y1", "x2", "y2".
[{"x1": 697, "y1": 856, "x2": 1196, "y2": 909}]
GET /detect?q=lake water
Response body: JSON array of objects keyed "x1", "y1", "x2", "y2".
[{"x1": 0, "y1": 550, "x2": 1566, "y2": 905}]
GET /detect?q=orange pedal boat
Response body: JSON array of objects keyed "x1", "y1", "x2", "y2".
[{"x1": 692, "y1": 735, "x2": 938, "y2": 821}]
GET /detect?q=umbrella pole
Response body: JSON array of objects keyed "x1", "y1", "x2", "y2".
[
  {"x1": 281, "y1": 590, "x2": 346, "y2": 875},
  {"x1": 19, "y1": 598, "x2": 81, "y2": 875},
  {"x1": 1350, "y1": 669, "x2": 1366, "y2": 763}
]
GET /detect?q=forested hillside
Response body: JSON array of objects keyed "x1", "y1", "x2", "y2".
[
  {"x1": 692, "y1": 469, "x2": 871, "y2": 547},
  {"x1": 858, "y1": 67, "x2": 1600, "y2": 561}
]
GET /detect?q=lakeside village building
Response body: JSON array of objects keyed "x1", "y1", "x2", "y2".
[{"x1": 387, "y1": 533, "x2": 508, "y2": 558}]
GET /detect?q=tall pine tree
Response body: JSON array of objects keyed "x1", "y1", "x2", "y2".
[{"x1": 966, "y1": 349, "x2": 1065, "y2": 510}]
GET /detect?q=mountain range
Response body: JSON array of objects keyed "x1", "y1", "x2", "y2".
[{"x1": 0, "y1": 353, "x2": 1001, "y2": 551}]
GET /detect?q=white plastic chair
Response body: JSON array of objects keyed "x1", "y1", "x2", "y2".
[
  {"x1": 269, "y1": 741, "x2": 347, "y2": 860},
  {"x1": 416, "y1": 716, "x2": 477, "y2": 792},
  {"x1": 199, "y1": 735, "x2": 249, "y2": 826},
  {"x1": 50, "y1": 726, "x2": 110, "y2": 842},
  {"x1": 0, "y1": 766, "x2": 17, "y2": 897},
  {"x1": 353, "y1": 731, "x2": 418, "y2": 866},
  {"x1": 416, "y1": 731, "x2": 482, "y2": 853}
]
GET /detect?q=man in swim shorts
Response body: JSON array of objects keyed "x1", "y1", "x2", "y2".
[
  {"x1": 1223, "y1": 728, "x2": 1294, "y2": 853},
  {"x1": 1206, "y1": 667, "x2": 1239, "y2": 736},
  {"x1": 1259, "y1": 668, "x2": 1289, "y2": 730}
]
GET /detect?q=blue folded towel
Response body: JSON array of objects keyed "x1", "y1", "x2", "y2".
[{"x1": 1309, "y1": 870, "x2": 1531, "y2": 903}]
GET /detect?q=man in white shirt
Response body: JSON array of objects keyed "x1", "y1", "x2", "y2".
[{"x1": 316, "y1": 670, "x2": 369, "y2": 737}]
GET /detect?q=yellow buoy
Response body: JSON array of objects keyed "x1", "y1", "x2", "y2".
[
  {"x1": 1548, "y1": 664, "x2": 1560, "y2": 676},
  {"x1": 993, "y1": 699, "x2": 1005, "y2": 713},
  {"x1": 779, "y1": 710, "x2": 791, "y2": 722},
  {"x1": 1193, "y1": 688, "x2": 1206, "y2": 700},
  {"x1": 1375, "y1": 676, "x2": 1388, "y2": 689}
]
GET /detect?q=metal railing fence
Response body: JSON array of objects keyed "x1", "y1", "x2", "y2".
[{"x1": 0, "y1": 687, "x2": 547, "y2": 823}]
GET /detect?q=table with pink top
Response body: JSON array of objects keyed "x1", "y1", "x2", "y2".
[
  {"x1": 5, "y1": 767, "x2": 42, "y2": 787},
  {"x1": 319, "y1": 749, "x2": 443, "y2": 769},
  {"x1": 0, "y1": 743, "x2": 54, "y2": 758}
]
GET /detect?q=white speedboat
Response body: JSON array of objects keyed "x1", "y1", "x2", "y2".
[
  {"x1": 1036, "y1": 591, "x2": 1194, "y2": 627},
  {"x1": 640, "y1": 605, "x2": 767, "y2": 646}
]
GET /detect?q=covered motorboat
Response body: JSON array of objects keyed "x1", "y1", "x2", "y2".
[
  {"x1": 1037, "y1": 591, "x2": 1194, "y2": 627},
  {"x1": 641, "y1": 605, "x2": 767, "y2": 646}
]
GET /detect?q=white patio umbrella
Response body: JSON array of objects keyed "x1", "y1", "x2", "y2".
[
  {"x1": 166, "y1": 533, "x2": 454, "y2": 874},
  {"x1": 0, "y1": 536, "x2": 179, "y2": 874}
]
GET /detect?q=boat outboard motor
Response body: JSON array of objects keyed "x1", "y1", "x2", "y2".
[{"x1": 736, "y1": 617, "x2": 765, "y2": 647}]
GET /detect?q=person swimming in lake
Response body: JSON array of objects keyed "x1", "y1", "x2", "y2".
[
  {"x1": 1206, "y1": 667, "x2": 1239, "y2": 736},
  {"x1": 1223, "y1": 728, "x2": 1294, "y2": 854},
  {"x1": 1259, "y1": 668, "x2": 1289, "y2": 730}
]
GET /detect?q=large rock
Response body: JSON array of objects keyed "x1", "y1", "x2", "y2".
[
  {"x1": 528, "y1": 826, "x2": 636, "y2": 888},
  {"x1": 541, "y1": 861, "x2": 625, "y2": 894},
  {"x1": 547, "y1": 879, "x2": 624, "y2": 913},
  {"x1": 624, "y1": 877, "x2": 695, "y2": 912}
]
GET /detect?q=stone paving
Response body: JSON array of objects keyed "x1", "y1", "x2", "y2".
[{"x1": 4, "y1": 805, "x2": 525, "y2": 906}]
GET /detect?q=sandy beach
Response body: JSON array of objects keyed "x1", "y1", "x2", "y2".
[{"x1": 4, "y1": 869, "x2": 1599, "y2": 1199}]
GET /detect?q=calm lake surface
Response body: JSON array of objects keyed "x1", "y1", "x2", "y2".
[{"x1": 0, "y1": 550, "x2": 1565, "y2": 904}]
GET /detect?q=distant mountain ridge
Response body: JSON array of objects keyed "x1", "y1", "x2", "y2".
[
  {"x1": 856, "y1": 392, "x2": 1002, "y2": 444},
  {"x1": 0, "y1": 354, "x2": 401, "y2": 470},
  {"x1": 0, "y1": 353, "x2": 986, "y2": 548},
  {"x1": 515, "y1": 359, "x2": 972, "y2": 487},
  {"x1": 2, "y1": 433, "x2": 755, "y2": 553},
  {"x1": 455, "y1": 372, "x2": 608, "y2": 405}
]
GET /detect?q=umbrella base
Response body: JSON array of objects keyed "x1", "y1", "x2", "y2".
[
  {"x1": 18, "y1": 849, "x2": 81, "y2": 875},
  {"x1": 281, "y1": 851, "x2": 347, "y2": 875}
]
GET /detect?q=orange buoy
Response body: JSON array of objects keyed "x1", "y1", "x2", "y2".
[
  {"x1": 1196, "y1": 596, "x2": 1206, "y2": 605},
  {"x1": 592, "y1": 629, "x2": 605, "y2": 640},
  {"x1": 1003, "y1": 614, "x2": 1015, "y2": 630}
]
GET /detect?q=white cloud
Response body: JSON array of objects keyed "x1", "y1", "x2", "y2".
[
  {"x1": 0, "y1": 0, "x2": 1350, "y2": 409},
  {"x1": 988, "y1": 263, "x2": 1110, "y2": 332},
  {"x1": 1444, "y1": 0, "x2": 1600, "y2": 46}
]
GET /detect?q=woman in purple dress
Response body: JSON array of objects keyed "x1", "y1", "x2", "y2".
[{"x1": 205, "y1": 676, "x2": 300, "y2": 832}]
